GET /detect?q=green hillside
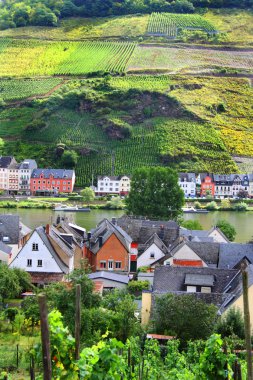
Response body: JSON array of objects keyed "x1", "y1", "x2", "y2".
[{"x1": 0, "y1": 10, "x2": 252, "y2": 186}]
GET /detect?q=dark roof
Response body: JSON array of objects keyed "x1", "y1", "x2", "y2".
[
  {"x1": 0, "y1": 240, "x2": 11, "y2": 254},
  {"x1": 88, "y1": 271, "x2": 129, "y2": 284},
  {"x1": 19, "y1": 159, "x2": 37, "y2": 170},
  {"x1": 138, "y1": 233, "x2": 169, "y2": 255},
  {"x1": 0, "y1": 156, "x2": 15, "y2": 168},
  {"x1": 88, "y1": 218, "x2": 132, "y2": 254},
  {"x1": 180, "y1": 226, "x2": 229, "y2": 243},
  {"x1": 153, "y1": 266, "x2": 238, "y2": 294},
  {"x1": 185, "y1": 274, "x2": 215, "y2": 286},
  {"x1": 31, "y1": 169, "x2": 74, "y2": 179},
  {"x1": 117, "y1": 215, "x2": 179, "y2": 246},
  {"x1": 186, "y1": 242, "x2": 220, "y2": 266},
  {"x1": 179, "y1": 173, "x2": 196, "y2": 182},
  {"x1": 0, "y1": 214, "x2": 20, "y2": 244},
  {"x1": 218, "y1": 243, "x2": 253, "y2": 269}
]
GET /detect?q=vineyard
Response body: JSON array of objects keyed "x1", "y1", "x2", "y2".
[
  {"x1": 127, "y1": 45, "x2": 253, "y2": 73},
  {"x1": 147, "y1": 12, "x2": 218, "y2": 37},
  {"x1": 0, "y1": 78, "x2": 63, "y2": 101},
  {"x1": 0, "y1": 39, "x2": 136, "y2": 77}
]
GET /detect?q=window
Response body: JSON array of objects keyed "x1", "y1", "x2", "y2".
[
  {"x1": 150, "y1": 252, "x2": 155, "y2": 259},
  {"x1": 201, "y1": 287, "x2": 211, "y2": 293},
  {"x1": 100, "y1": 261, "x2": 106, "y2": 269},
  {"x1": 32, "y1": 243, "x2": 38, "y2": 251},
  {"x1": 109, "y1": 188, "x2": 113, "y2": 191},
  {"x1": 27, "y1": 259, "x2": 32, "y2": 267},
  {"x1": 37, "y1": 260, "x2": 42, "y2": 267},
  {"x1": 186, "y1": 286, "x2": 196, "y2": 293},
  {"x1": 108, "y1": 260, "x2": 113, "y2": 270},
  {"x1": 3, "y1": 236, "x2": 9, "y2": 242},
  {"x1": 115, "y1": 261, "x2": 121, "y2": 269}
]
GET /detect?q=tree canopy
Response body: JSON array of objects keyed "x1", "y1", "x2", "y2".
[
  {"x1": 0, "y1": 0, "x2": 252, "y2": 30},
  {"x1": 80, "y1": 187, "x2": 95, "y2": 204},
  {"x1": 126, "y1": 166, "x2": 184, "y2": 219},
  {"x1": 154, "y1": 293, "x2": 217, "y2": 343},
  {"x1": 216, "y1": 219, "x2": 236, "y2": 241}
]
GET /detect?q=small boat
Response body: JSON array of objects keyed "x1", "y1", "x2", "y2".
[
  {"x1": 53, "y1": 204, "x2": 90, "y2": 212},
  {"x1": 182, "y1": 207, "x2": 209, "y2": 214}
]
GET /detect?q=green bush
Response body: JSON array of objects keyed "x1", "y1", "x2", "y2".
[
  {"x1": 206, "y1": 201, "x2": 218, "y2": 210},
  {"x1": 128, "y1": 280, "x2": 150, "y2": 294},
  {"x1": 233, "y1": 202, "x2": 248, "y2": 211}
]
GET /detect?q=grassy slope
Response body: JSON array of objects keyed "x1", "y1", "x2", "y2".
[
  {"x1": 0, "y1": 15, "x2": 149, "y2": 40},
  {"x1": 204, "y1": 9, "x2": 253, "y2": 46},
  {"x1": 0, "y1": 76, "x2": 240, "y2": 186}
]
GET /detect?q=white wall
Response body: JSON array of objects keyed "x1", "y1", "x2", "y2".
[
  {"x1": 9, "y1": 230, "x2": 62, "y2": 273},
  {"x1": 209, "y1": 229, "x2": 228, "y2": 243},
  {"x1": 164, "y1": 244, "x2": 207, "y2": 266},
  {"x1": 137, "y1": 243, "x2": 165, "y2": 268}
]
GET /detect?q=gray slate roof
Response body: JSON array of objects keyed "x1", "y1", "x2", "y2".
[
  {"x1": 97, "y1": 175, "x2": 130, "y2": 180},
  {"x1": 218, "y1": 243, "x2": 253, "y2": 269},
  {"x1": 31, "y1": 169, "x2": 74, "y2": 179},
  {"x1": 0, "y1": 156, "x2": 15, "y2": 169},
  {"x1": 88, "y1": 271, "x2": 129, "y2": 284},
  {"x1": 88, "y1": 219, "x2": 132, "y2": 254},
  {"x1": 185, "y1": 274, "x2": 215, "y2": 286},
  {"x1": 0, "y1": 214, "x2": 20, "y2": 244},
  {"x1": 19, "y1": 159, "x2": 37, "y2": 170},
  {"x1": 138, "y1": 233, "x2": 169, "y2": 255},
  {"x1": 0, "y1": 240, "x2": 11, "y2": 254},
  {"x1": 117, "y1": 215, "x2": 179, "y2": 246},
  {"x1": 180, "y1": 226, "x2": 229, "y2": 243},
  {"x1": 185, "y1": 241, "x2": 220, "y2": 266},
  {"x1": 153, "y1": 266, "x2": 238, "y2": 294},
  {"x1": 179, "y1": 173, "x2": 196, "y2": 182}
]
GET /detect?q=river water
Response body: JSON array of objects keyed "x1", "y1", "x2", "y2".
[{"x1": 0, "y1": 208, "x2": 252, "y2": 243}]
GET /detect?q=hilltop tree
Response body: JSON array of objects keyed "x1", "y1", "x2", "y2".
[
  {"x1": 61, "y1": 150, "x2": 78, "y2": 168},
  {"x1": 126, "y1": 167, "x2": 184, "y2": 220}
]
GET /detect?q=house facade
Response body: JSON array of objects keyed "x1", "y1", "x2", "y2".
[
  {"x1": 30, "y1": 169, "x2": 75, "y2": 194},
  {"x1": 0, "y1": 156, "x2": 17, "y2": 191},
  {"x1": 84, "y1": 219, "x2": 132, "y2": 272},
  {"x1": 95, "y1": 175, "x2": 131, "y2": 196},
  {"x1": 18, "y1": 159, "x2": 37, "y2": 193},
  {"x1": 178, "y1": 173, "x2": 196, "y2": 197},
  {"x1": 200, "y1": 174, "x2": 215, "y2": 197},
  {"x1": 9, "y1": 226, "x2": 71, "y2": 285}
]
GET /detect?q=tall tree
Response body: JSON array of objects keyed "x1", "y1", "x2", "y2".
[{"x1": 126, "y1": 167, "x2": 184, "y2": 219}]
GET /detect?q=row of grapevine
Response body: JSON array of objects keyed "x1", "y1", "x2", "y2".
[
  {"x1": 0, "y1": 39, "x2": 136, "y2": 77},
  {"x1": 0, "y1": 78, "x2": 62, "y2": 101},
  {"x1": 147, "y1": 12, "x2": 218, "y2": 37}
]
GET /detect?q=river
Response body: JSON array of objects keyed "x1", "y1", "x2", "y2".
[{"x1": 0, "y1": 208, "x2": 252, "y2": 243}]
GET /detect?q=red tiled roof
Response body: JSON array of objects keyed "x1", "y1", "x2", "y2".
[{"x1": 173, "y1": 259, "x2": 203, "y2": 267}]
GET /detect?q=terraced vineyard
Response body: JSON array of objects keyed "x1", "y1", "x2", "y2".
[
  {"x1": 0, "y1": 39, "x2": 136, "y2": 77},
  {"x1": 0, "y1": 78, "x2": 63, "y2": 101},
  {"x1": 147, "y1": 12, "x2": 218, "y2": 37}
]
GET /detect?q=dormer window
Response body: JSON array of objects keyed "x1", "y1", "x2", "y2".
[
  {"x1": 150, "y1": 252, "x2": 155, "y2": 259},
  {"x1": 3, "y1": 236, "x2": 9, "y2": 242}
]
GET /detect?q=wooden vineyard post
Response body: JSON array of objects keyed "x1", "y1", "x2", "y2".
[
  {"x1": 241, "y1": 263, "x2": 253, "y2": 380},
  {"x1": 38, "y1": 294, "x2": 52, "y2": 380},
  {"x1": 75, "y1": 284, "x2": 81, "y2": 360}
]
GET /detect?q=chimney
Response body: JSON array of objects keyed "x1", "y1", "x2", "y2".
[
  {"x1": 111, "y1": 217, "x2": 116, "y2": 225},
  {"x1": 87, "y1": 232, "x2": 91, "y2": 240},
  {"x1": 188, "y1": 234, "x2": 192, "y2": 241},
  {"x1": 45, "y1": 224, "x2": 50, "y2": 235},
  {"x1": 99, "y1": 236, "x2": 103, "y2": 248}
]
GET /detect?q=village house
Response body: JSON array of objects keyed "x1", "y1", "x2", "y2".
[
  {"x1": 213, "y1": 174, "x2": 249, "y2": 198},
  {"x1": 178, "y1": 173, "x2": 196, "y2": 198},
  {"x1": 0, "y1": 156, "x2": 17, "y2": 191},
  {"x1": 84, "y1": 218, "x2": 132, "y2": 272},
  {"x1": 180, "y1": 226, "x2": 230, "y2": 243},
  {"x1": 200, "y1": 173, "x2": 215, "y2": 197},
  {"x1": 30, "y1": 169, "x2": 75, "y2": 195},
  {"x1": 18, "y1": 159, "x2": 37, "y2": 193},
  {"x1": 141, "y1": 265, "x2": 242, "y2": 326},
  {"x1": 9, "y1": 225, "x2": 76, "y2": 285},
  {"x1": 95, "y1": 175, "x2": 131, "y2": 196}
]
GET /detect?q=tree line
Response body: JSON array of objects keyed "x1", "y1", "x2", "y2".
[{"x1": 0, "y1": 0, "x2": 252, "y2": 30}]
